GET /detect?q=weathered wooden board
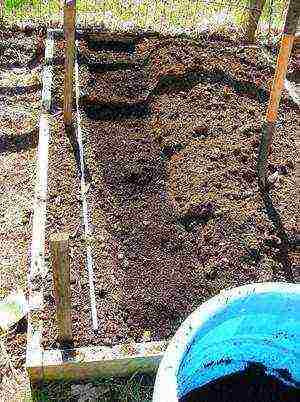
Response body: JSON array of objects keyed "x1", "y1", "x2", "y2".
[
  {"x1": 26, "y1": 28, "x2": 54, "y2": 382},
  {"x1": 29, "y1": 341, "x2": 166, "y2": 382}
]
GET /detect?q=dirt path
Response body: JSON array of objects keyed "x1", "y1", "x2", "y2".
[{"x1": 0, "y1": 30, "x2": 43, "y2": 402}]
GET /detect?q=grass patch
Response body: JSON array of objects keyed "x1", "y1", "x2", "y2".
[
  {"x1": 31, "y1": 373, "x2": 155, "y2": 402},
  {"x1": 1, "y1": 0, "x2": 288, "y2": 38}
]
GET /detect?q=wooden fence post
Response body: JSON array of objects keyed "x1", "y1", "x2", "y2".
[
  {"x1": 63, "y1": 0, "x2": 76, "y2": 128},
  {"x1": 50, "y1": 233, "x2": 73, "y2": 346}
]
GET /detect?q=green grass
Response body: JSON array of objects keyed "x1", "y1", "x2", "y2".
[
  {"x1": 2, "y1": 0, "x2": 288, "y2": 37},
  {"x1": 30, "y1": 373, "x2": 155, "y2": 402}
]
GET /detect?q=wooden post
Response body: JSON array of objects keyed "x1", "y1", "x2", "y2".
[
  {"x1": 63, "y1": 0, "x2": 76, "y2": 128},
  {"x1": 257, "y1": 0, "x2": 300, "y2": 190},
  {"x1": 50, "y1": 233, "x2": 73, "y2": 346}
]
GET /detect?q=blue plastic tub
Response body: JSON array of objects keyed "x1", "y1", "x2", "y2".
[{"x1": 153, "y1": 282, "x2": 300, "y2": 401}]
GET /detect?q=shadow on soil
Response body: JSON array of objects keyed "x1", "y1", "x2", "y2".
[
  {"x1": 0, "y1": 128, "x2": 38, "y2": 154},
  {"x1": 259, "y1": 188, "x2": 295, "y2": 282},
  {"x1": 0, "y1": 84, "x2": 41, "y2": 96},
  {"x1": 83, "y1": 101, "x2": 151, "y2": 121},
  {"x1": 153, "y1": 68, "x2": 269, "y2": 103},
  {"x1": 86, "y1": 37, "x2": 136, "y2": 54},
  {"x1": 64, "y1": 123, "x2": 92, "y2": 181},
  {"x1": 82, "y1": 59, "x2": 136, "y2": 73},
  {"x1": 0, "y1": 49, "x2": 44, "y2": 70}
]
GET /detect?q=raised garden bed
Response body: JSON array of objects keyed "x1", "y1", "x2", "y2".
[{"x1": 27, "y1": 29, "x2": 299, "y2": 382}]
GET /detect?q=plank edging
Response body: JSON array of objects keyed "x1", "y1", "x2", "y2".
[{"x1": 26, "y1": 28, "x2": 55, "y2": 381}]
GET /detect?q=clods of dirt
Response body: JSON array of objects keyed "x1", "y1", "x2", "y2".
[{"x1": 43, "y1": 33, "x2": 298, "y2": 350}]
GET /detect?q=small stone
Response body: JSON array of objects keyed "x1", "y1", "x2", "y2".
[
  {"x1": 214, "y1": 209, "x2": 224, "y2": 218},
  {"x1": 248, "y1": 248, "x2": 261, "y2": 263},
  {"x1": 277, "y1": 165, "x2": 288, "y2": 175},
  {"x1": 70, "y1": 273, "x2": 77, "y2": 285},
  {"x1": 264, "y1": 235, "x2": 281, "y2": 248},
  {"x1": 192, "y1": 125, "x2": 209, "y2": 138},
  {"x1": 248, "y1": 107, "x2": 256, "y2": 116},
  {"x1": 219, "y1": 257, "x2": 229, "y2": 265},
  {"x1": 267, "y1": 171, "x2": 280, "y2": 186},
  {"x1": 286, "y1": 160, "x2": 294, "y2": 170},
  {"x1": 44, "y1": 291, "x2": 54, "y2": 304},
  {"x1": 240, "y1": 152, "x2": 249, "y2": 163},
  {"x1": 205, "y1": 266, "x2": 218, "y2": 280},
  {"x1": 240, "y1": 124, "x2": 261, "y2": 136},
  {"x1": 187, "y1": 201, "x2": 216, "y2": 220},
  {"x1": 117, "y1": 252, "x2": 124, "y2": 260},
  {"x1": 232, "y1": 147, "x2": 241, "y2": 157},
  {"x1": 123, "y1": 259, "x2": 130, "y2": 268},
  {"x1": 143, "y1": 220, "x2": 150, "y2": 226},
  {"x1": 160, "y1": 143, "x2": 185, "y2": 159},
  {"x1": 98, "y1": 289, "x2": 108, "y2": 298},
  {"x1": 81, "y1": 278, "x2": 89, "y2": 286},
  {"x1": 24, "y1": 24, "x2": 34, "y2": 35},
  {"x1": 54, "y1": 196, "x2": 62, "y2": 205},
  {"x1": 225, "y1": 192, "x2": 240, "y2": 200},
  {"x1": 241, "y1": 190, "x2": 254, "y2": 199}
]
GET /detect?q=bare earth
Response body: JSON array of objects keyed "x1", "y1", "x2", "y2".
[
  {"x1": 0, "y1": 29, "x2": 42, "y2": 402},
  {"x1": 0, "y1": 29, "x2": 298, "y2": 402}
]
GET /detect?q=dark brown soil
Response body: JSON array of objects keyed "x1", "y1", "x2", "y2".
[
  {"x1": 43, "y1": 33, "x2": 299, "y2": 349},
  {"x1": 180, "y1": 363, "x2": 300, "y2": 402}
]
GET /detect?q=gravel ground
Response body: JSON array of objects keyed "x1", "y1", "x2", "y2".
[{"x1": 43, "y1": 34, "x2": 299, "y2": 350}]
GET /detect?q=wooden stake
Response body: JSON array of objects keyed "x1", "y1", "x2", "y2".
[
  {"x1": 266, "y1": 34, "x2": 295, "y2": 126},
  {"x1": 50, "y1": 233, "x2": 73, "y2": 345},
  {"x1": 63, "y1": 0, "x2": 76, "y2": 128},
  {"x1": 257, "y1": 0, "x2": 300, "y2": 189}
]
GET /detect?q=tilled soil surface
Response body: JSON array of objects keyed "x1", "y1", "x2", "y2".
[{"x1": 43, "y1": 34, "x2": 299, "y2": 349}]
